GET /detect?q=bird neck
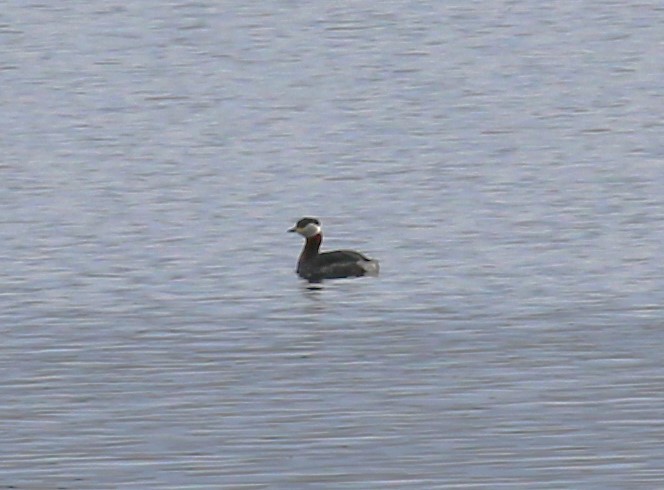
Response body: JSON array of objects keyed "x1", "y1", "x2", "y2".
[{"x1": 301, "y1": 233, "x2": 322, "y2": 260}]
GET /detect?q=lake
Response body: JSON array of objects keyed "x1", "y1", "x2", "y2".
[{"x1": 1, "y1": 1, "x2": 663, "y2": 488}]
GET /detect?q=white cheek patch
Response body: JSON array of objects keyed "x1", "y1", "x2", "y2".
[{"x1": 300, "y1": 223, "x2": 322, "y2": 237}]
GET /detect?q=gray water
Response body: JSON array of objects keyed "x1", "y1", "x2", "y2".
[{"x1": 2, "y1": 1, "x2": 663, "y2": 488}]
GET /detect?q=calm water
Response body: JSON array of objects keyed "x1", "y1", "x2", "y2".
[{"x1": 1, "y1": 1, "x2": 663, "y2": 488}]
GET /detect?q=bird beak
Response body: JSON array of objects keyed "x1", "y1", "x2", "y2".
[{"x1": 287, "y1": 226, "x2": 297, "y2": 233}]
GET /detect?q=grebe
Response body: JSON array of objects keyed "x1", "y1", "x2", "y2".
[{"x1": 288, "y1": 217, "x2": 379, "y2": 282}]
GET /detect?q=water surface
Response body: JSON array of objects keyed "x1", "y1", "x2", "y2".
[{"x1": 1, "y1": 1, "x2": 663, "y2": 488}]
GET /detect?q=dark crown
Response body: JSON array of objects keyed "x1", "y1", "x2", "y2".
[{"x1": 296, "y1": 217, "x2": 320, "y2": 227}]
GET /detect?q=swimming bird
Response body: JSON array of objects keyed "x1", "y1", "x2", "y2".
[{"x1": 288, "y1": 217, "x2": 379, "y2": 282}]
